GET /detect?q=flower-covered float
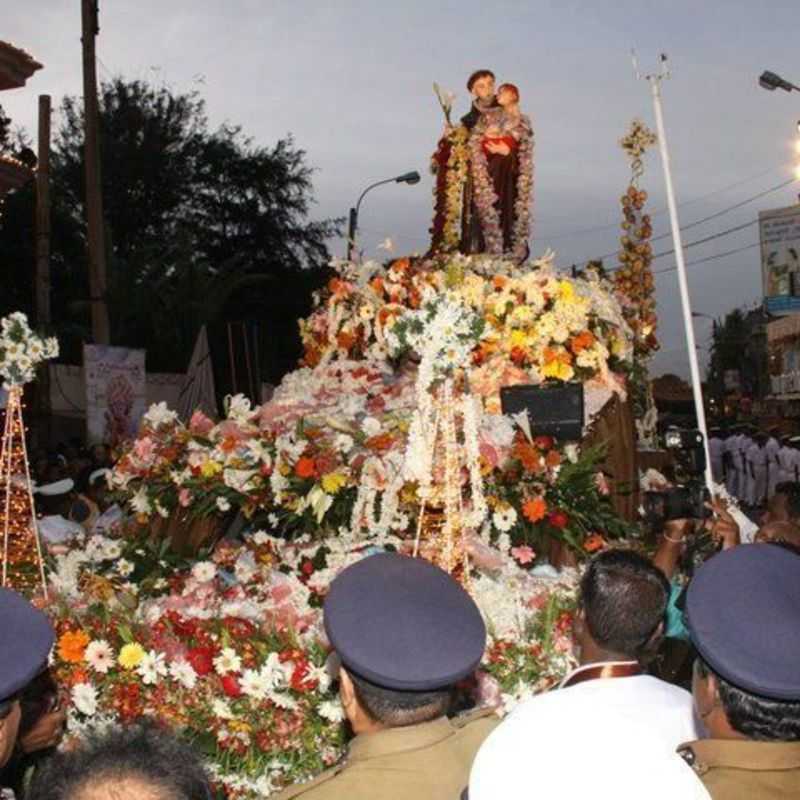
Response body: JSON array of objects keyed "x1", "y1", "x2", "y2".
[{"x1": 42, "y1": 249, "x2": 643, "y2": 796}]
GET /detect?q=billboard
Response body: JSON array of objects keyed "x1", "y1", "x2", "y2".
[
  {"x1": 84, "y1": 344, "x2": 146, "y2": 447},
  {"x1": 760, "y1": 205, "x2": 800, "y2": 315}
]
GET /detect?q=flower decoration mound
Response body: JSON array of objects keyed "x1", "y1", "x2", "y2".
[
  {"x1": 47, "y1": 528, "x2": 580, "y2": 798},
  {"x1": 0, "y1": 311, "x2": 59, "y2": 387},
  {"x1": 300, "y1": 252, "x2": 633, "y2": 413}
]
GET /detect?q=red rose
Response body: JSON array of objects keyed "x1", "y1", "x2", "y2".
[
  {"x1": 186, "y1": 646, "x2": 214, "y2": 676},
  {"x1": 534, "y1": 435, "x2": 554, "y2": 451},
  {"x1": 301, "y1": 560, "x2": 315, "y2": 577},
  {"x1": 547, "y1": 510, "x2": 569, "y2": 530},
  {"x1": 221, "y1": 674, "x2": 242, "y2": 698}
]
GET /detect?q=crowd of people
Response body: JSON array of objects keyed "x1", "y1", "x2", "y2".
[
  {"x1": 709, "y1": 425, "x2": 800, "y2": 509},
  {"x1": 0, "y1": 435, "x2": 798, "y2": 798}
]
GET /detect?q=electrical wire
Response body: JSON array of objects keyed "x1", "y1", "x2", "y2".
[
  {"x1": 540, "y1": 162, "x2": 791, "y2": 240},
  {"x1": 653, "y1": 241, "x2": 760, "y2": 276}
]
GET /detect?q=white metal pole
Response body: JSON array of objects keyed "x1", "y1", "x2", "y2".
[{"x1": 647, "y1": 74, "x2": 714, "y2": 493}]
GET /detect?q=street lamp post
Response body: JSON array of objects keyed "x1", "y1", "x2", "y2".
[{"x1": 346, "y1": 171, "x2": 421, "y2": 261}]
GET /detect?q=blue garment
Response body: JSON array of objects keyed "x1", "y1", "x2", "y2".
[{"x1": 665, "y1": 580, "x2": 689, "y2": 641}]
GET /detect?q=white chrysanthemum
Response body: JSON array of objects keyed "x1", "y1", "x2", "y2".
[
  {"x1": 71, "y1": 683, "x2": 98, "y2": 716},
  {"x1": 213, "y1": 648, "x2": 242, "y2": 676},
  {"x1": 317, "y1": 699, "x2": 345, "y2": 723},
  {"x1": 169, "y1": 659, "x2": 198, "y2": 690},
  {"x1": 226, "y1": 393, "x2": 254, "y2": 424},
  {"x1": 138, "y1": 650, "x2": 168, "y2": 685},
  {"x1": 143, "y1": 401, "x2": 178, "y2": 428},
  {"x1": 240, "y1": 668, "x2": 271, "y2": 701},
  {"x1": 191, "y1": 561, "x2": 217, "y2": 583},
  {"x1": 251, "y1": 529, "x2": 270, "y2": 545},
  {"x1": 130, "y1": 488, "x2": 152, "y2": 515},
  {"x1": 85, "y1": 640, "x2": 114, "y2": 674},
  {"x1": 211, "y1": 699, "x2": 234, "y2": 720},
  {"x1": 216, "y1": 496, "x2": 231, "y2": 512},
  {"x1": 333, "y1": 433, "x2": 354, "y2": 453}
]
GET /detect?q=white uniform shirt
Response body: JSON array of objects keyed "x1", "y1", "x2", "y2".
[
  {"x1": 708, "y1": 436, "x2": 724, "y2": 482},
  {"x1": 469, "y1": 667, "x2": 707, "y2": 800}
]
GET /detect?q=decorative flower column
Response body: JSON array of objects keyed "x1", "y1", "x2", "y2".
[{"x1": 0, "y1": 312, "x2": 58, "y2": 596}]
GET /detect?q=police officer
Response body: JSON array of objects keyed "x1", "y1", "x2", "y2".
[
  {"x1": 274, "y1": 553, "x2": 496, "y2": 800},
  {"x1": 0, "y1": 587, "x2": 55, "y2": 792},
  {"x1": 679, "y1": 544, "x2": 800, "y2": 798}
]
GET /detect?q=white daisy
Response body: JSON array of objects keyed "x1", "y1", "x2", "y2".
[
  {"x1": 317, "y1": 699, "x2": 345, "y2": 723},
  {"x1": 169, "y1": 659, "x2": 198, "y2": 690},
  {"x1": 138, "y1": 650, "x2": 168, "y2": 685},
  {"x1": 492, "y1": 506, "x2": 518, "y2": 532},
  {"x1": 240, "y1": 668, "x2": 271, "y2": 701},
  {"x1": 71, "y1": 683, "x2": 98, "y2": 717},
  {"x1": 213, "y1": 647, "x2": 242, "y2": 676},
  {"x1": 191, "y1": 561, "x2": 217, "y2": 583},
  {"x1": 211, "y1": 699, "x2": 234, "y2": 720},
  {"x1": 116, "y1": 559, "x2": 134, "y2": 578},
  {"x1": 216, "y1": 496, "x2": 231, "y2": 513}
]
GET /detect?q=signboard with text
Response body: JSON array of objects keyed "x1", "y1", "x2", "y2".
[{"x1": 760, "y1": 205, "x2": 800, "y2": 315}]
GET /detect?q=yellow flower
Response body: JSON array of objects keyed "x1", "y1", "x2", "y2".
[
  {"x1": 558, "y1": 280, "x2": 576, "y2": 304},
  {"x1": 118, "y1": 643, "x2": 146, "y2": 670},
  {"x1": 509, "y1": 330, "x2": 529, "y2": 349},
  {"x1": 542, "y1": 360, "x2": 575, "y2": 381},
  {"x1": 201, "y1": 460, "x2": 222, "y2": 478},
  {"x1": 321, "y1": 472, "x2": 347, "y2": 495}
]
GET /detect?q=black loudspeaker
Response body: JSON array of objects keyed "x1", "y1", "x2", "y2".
[{"x1": 499, "y1": 383, "x2": 584, "y2": 441}]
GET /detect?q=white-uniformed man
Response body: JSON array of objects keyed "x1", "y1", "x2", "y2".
[
  {"x1": 723, "y1": 425, "x2": 742, "y2": 498},
  {"x1": 708, "y1": 427, "x2": 725, "y2": 485},
  {"x1": 745, "y1": 432, "x2": 768, "y2": 508},
  {"x1": 764, "y1": 427, "x2": 782, "y2": 499}
]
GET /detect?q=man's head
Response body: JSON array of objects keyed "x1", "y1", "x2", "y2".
[
  {"x1": 576, "y1": 549, "x2": 670, "y2": 663},
  {"x1": 761, "y1": 481, "x2": 800, "y2": 526},
  {"x1": 324, "y1": 553, "x2": 485, "y2": 734},
  {"x1": 686, "y1": 544, "x2": 800, "y2": 741},
  {"x1": 26, "y1": 724, "x2": 212, "y2": 800},
  {"x1": 755, "y1": 520, "x2": 800, "y2": 546},
  {"x1": 467, "y1": 69, "x2": 495, "y2": 100},
  {"x1": 0, "y1": 588, "x2": 54, "y2": 768}
]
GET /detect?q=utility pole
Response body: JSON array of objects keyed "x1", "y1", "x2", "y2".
[
  {"x1": 35, "y1": 95, "x2": 51, "y2": 328},
  {"x1": 81, "y1": 0, "x2": 110, "y2": 344},
  {"x1": 35, "y1": 94, "x2": 52, "y2": 449}
]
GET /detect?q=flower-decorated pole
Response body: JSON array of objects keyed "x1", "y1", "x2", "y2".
[{"x1": 0, "y1": 312, "x2": 59, "y2": 597}]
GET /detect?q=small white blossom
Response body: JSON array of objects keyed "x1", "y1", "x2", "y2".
[
  {"x1": 191, "y1": 561, "x2": 217, "y2": 583},
  {"x1": 216, "y1": 496, "x2": 231, "y2": 513},
  {"x1": 85, "y1": 640, "x2": 114, "y2": 674},
  {"x1": 214, "y1": 648, "x2": 242, "y2": 676},
  {"x1": 169, "y1": 659, "x2": 198, "y2": 690},
  {"x1": 71, "y1": 683, "x2": 98, "y2": 717}
]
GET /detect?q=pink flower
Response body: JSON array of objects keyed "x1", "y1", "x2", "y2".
[
  {"x1": 132, "y1": 436, "x2": 156, "y2": 465},
  {"x1": 479, "y1": 441, "x2": 500, "y2": 469},
  {"x1": 474, "y1": 670, "x2": 503, "y2": 710},
  {"x1": 189, "y1": 410, "x2": 215, "y2": 435},
  {"x1": 511, "y1": 545, "x2": 536, "y2": 565},
  {"x1": 178, "y1": 488, "x2": 192, "y2": 508}
]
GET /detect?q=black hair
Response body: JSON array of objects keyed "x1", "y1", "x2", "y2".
[
  {"x1": 347, "y1": 669, "x2": 452, "y2": 728},
  {"x1": 696, "y1": 657, "x2": 800, "y2": 741},
  {"x1": 580, "y1": 549, "x2": 670, "y2": 661},
  {"x1": 774, "y1": 482, "x2": 800, "y2": 520},
  {"x1": 466, "y1": 69, "x2": 495, "y2": 91},
  {"x1": 26, "y1": 723, "x2": 212, "y2": 800}
]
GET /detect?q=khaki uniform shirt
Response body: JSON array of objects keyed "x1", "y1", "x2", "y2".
[
  {"x1": 679, "y1": 738, "x2": 800, "y2": 798},
  {"x1": 274, "y1": 708, "x2": 498, "y2": 800}
]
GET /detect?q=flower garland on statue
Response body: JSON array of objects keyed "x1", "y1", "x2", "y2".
[
  {"x1": 467, "y1": 123, "x2": 534, "y2": 260},
  {"x1": 441, "y1": 127, "x2": 470, "y2": 252}
]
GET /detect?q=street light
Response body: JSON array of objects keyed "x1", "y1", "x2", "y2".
[
  {"x1": 759, "y1": 70, "x2": 800, "y2": 93},
  {"x1": 346, "y1": 171, "x2": 421, "y2": 261}
]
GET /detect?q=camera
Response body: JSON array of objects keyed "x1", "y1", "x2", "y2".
[{"x1": 643, "y1": 428, "x2": 710, "y2": 527}]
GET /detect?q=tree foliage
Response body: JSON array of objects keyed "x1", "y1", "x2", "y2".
[{"x1": 0, "y1": 79, "x2": 340, "y2": 381}]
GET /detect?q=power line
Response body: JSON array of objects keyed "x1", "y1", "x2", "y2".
[
  {"x1": 651, "y1": 218, "x2": 758, "y2": 260},
  {"x1": 541, "y1": 162, "x2": 790, "y2": 240},
  {"x1": 648, "y1": 178, "x2": 796, "y2": 244},
  {"x1": 654, "y1": 241, "x2": 760, "y2": 276}
]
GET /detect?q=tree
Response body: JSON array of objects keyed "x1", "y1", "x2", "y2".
[{"x1": 0, "y1": 79, "x2": 340, "y2": 380}]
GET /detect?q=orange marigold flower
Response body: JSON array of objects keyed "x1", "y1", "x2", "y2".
[
  {"x1": 58, "y1": 630, "x2": 90, "y2": 664},
  {"x1": 570, "y1": 330, "x2": 596, "y2": 353},
  {"x1": 514, "y1": 441, "x2": 542, "y2": 473},
  {"x1": 294, "y1": 457, "x2": 317, "y2": 479},
  {"x1": 584, "y1": 533, "x2": 606, "y2": 553},
  {"x1": 545, "y1": 450, "x2": 562, "y2": 468},
  {"x1": 522, "y1": 497, "x2": 547, "y2": 523},
  {"x1": 365, "y1": 433, "x2": 395, "y2": 452}
]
